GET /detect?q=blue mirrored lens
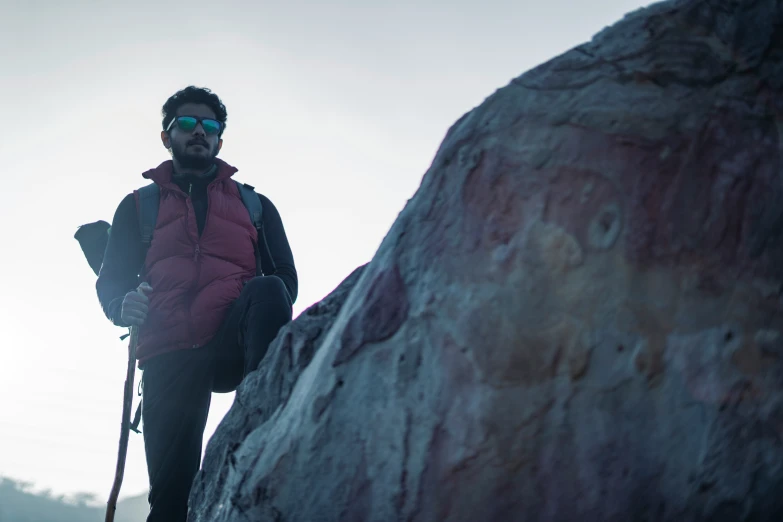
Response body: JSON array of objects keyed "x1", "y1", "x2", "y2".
[
  {"x1": 201, "y1": 119, "x2": 221, "y2": 135},
  {"x1": 177, "y1": 117, "x2": 198, "y2": 131}
]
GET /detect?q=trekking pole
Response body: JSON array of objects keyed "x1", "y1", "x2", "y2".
[{"x1": 105, "y1": 324, "x2": 139, "y2": 522}]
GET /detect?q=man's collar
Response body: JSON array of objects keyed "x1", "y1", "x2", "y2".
[{"x1": 173, "y1": 163, "x2": 218, "y2": 179}]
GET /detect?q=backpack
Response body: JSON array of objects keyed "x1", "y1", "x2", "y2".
[
  {"x1": 75, "y1": 180, "x2": 274, "y2": 277},
  {"x1": 128, "y1": 180, "x2": 274, "y2": 432},
  {"x1": 136, "y1": 180, "x2": 274, "y2": 277},
  {"x1": 74, "y1": 179, "x2": 274, "y2": 434}
]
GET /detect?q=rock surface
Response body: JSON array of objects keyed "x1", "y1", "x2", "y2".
[{"x1": 189, "y1": 0, "x2": 783, "y2": 520}]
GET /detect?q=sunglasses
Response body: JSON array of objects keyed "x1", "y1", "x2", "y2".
[{"x1": 166, "y1": 116, "x2": 223, "y2": 135}]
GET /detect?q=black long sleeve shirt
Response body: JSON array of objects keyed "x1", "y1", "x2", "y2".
[{"x1": 96, "y1": 172, "x2": 298, "y2": 328}]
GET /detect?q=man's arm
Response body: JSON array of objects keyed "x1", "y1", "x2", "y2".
[
  {"x1": 257, "y1": 194, "x2": 298, "y2": 304},
  {"x1": 96, "y1": 194, "x2": 146, "y2": 327}
]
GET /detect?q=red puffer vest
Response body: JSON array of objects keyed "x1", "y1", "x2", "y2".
[{"x1": 133, "y1": 158, "x2": 258, "y2": 364}]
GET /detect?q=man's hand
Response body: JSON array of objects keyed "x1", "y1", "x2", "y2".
[{"x1": 121, "y1": 283, "x2": 152, "y2": 326}]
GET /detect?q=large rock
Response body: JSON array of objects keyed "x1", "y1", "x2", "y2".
[{"x1": 189, "y1": 0, "x2": 783, "y2": 520}]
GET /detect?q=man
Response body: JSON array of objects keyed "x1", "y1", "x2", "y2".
[{"x1": 96, "y1": 86, "x2": 297, "y2": 522}]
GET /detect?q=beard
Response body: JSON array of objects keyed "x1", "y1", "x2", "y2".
[{"x1": 171, "y1": 141, "x2": 218, "y2": 170}]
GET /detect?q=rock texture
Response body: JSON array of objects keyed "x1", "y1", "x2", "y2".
[{"x1": 189, "y1": 0, "x2": 783, "y2": 520}]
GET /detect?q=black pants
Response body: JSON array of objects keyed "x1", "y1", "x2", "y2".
[{"x1": 140, "y1": 276, "x2": 292, "y2": 522}]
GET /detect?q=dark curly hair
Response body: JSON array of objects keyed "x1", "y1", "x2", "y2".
[{"x1": 161, "y1": 86, "x2": 228, "y2": 137}]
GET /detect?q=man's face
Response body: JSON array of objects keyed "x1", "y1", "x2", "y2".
[{"x1": 163, "y1": 102, "x2": 223, "y2": 170}]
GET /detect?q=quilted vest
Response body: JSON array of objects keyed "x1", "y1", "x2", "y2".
[{"x1": 133, "y1": 159, "x2": 258, "y2": 364}]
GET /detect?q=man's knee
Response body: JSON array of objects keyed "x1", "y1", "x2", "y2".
[{"x1": 243, "y1": 276, "x2": 292, "y2": 308}]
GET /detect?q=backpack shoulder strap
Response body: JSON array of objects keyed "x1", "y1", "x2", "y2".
[
  {"x1": 137, "y1": 183, "x2": 160, "y2": 246},
  {"x1": 235, "y1": 181, "x2": 276, "y2": 277},
  {"x1": 235, "y1": 181, "x2": 263, "y2": 231}
]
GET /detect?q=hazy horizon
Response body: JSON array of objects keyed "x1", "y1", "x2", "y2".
[{"x1": 1, "y1": 0, "x2": 651, "y2": 502}]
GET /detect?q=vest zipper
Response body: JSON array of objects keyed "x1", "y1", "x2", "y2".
[
  {"x1": 190, "y1": 183, "x2": 206, "y2": 348},
  {"x1": 190, "y1": 241, "x2": 202, "y2": 349},
  {"x1": 186, "y1": 179, "x2": 210, "y2": 349},
  {"x1": 184, "y1": 187, "x2": 200, "y2": 349}
]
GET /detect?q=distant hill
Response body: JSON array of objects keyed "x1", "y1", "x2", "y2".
[
  {"x1": 0, "y1": 477, "x2": 148, "y2": 522},
  {"x1": 111, "y1": 492, "x2": 149, "y2": 521}
]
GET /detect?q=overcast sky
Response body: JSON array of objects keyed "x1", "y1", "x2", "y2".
[{"x1": 0, "y1": 0, "x2": 651, "y2": 503}]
